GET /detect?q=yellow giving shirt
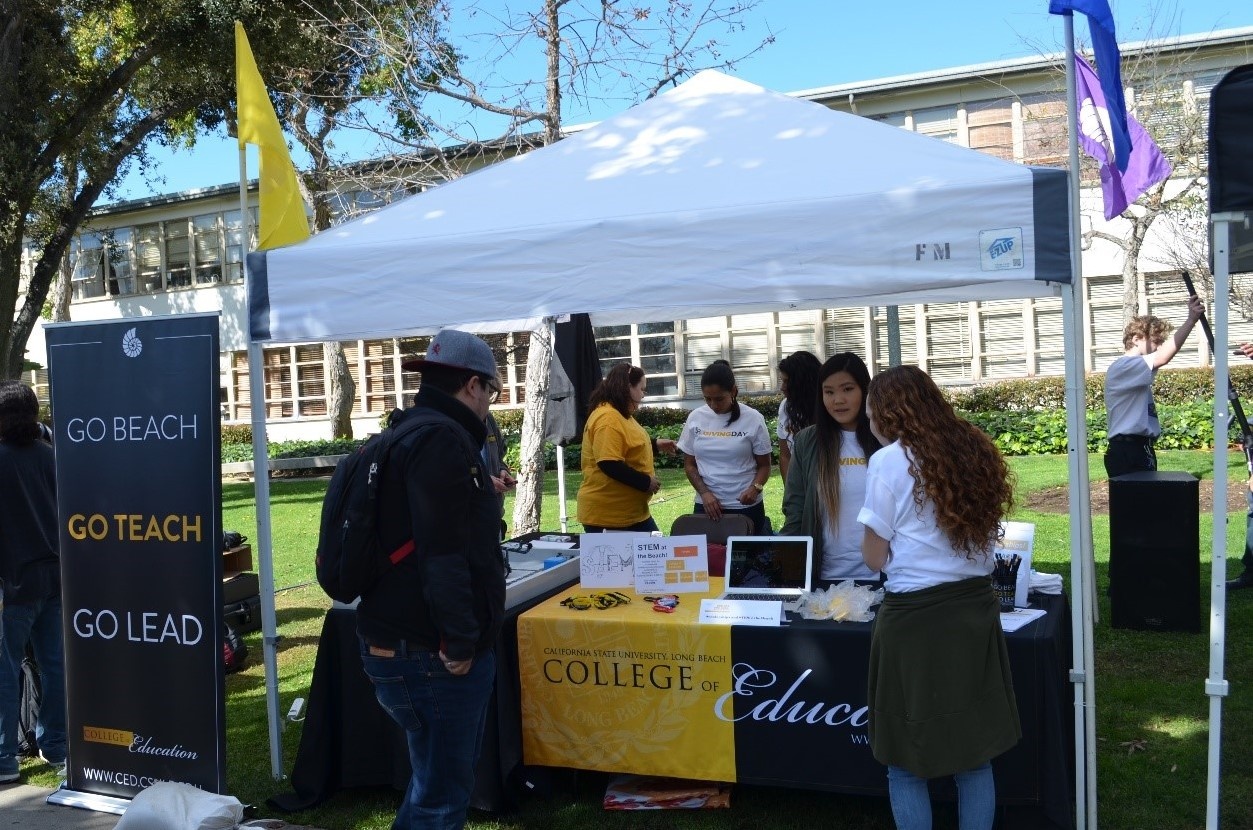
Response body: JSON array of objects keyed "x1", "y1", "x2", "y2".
[{"x1": 577, "y1": 403, "x2": 655, "y2": 528}]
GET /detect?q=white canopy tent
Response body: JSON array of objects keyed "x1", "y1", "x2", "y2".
[{"x1": 246, "y1": 70, "x2": 1095, "y2": 825}]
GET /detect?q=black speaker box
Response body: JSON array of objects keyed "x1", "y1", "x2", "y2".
[{"x1": 1108, "y1": 471, "x2": 1200, "y2": 632}]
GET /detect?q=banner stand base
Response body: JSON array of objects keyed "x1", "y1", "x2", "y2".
[{"x1": 46, "y1": 785, "x2": 131, "y2": 815}]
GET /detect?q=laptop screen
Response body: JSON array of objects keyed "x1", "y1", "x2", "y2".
[{"x1": 725, "y1": 537, "x2": 812, "y2": 591}]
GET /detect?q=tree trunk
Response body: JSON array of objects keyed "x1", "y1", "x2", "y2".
[
  {"x1": 324, "y1": 340, "x2": 354, "y2": 439},
  {"x1": 1121, "y1": 216, "x2": 1151, "y2": 323},
  {"x1": 51, "y1": 253, "x2": 71, "y2": 323},
  {"x1": 512, "y1": 323, "x2": 553, "y2": 535}
]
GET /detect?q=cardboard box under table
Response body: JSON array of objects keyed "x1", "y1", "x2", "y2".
[{"x1": 518, "y1": 580, "x2": 1076, "y2": 828}]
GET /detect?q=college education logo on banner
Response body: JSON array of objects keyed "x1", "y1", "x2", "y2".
[{"x1": 46, "y1": 314, "x2": 224, "y2": 799}]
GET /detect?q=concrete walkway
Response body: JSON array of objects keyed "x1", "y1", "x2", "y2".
[{"x1": 0, "y1": 784, "x2": 327, "y2": 829}]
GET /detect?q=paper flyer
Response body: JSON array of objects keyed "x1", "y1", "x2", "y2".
[
  {"x1": 579, "y1": 532, "x2": 638, "y2": 589},
  {"x1": 633, "y1": 535, "x2": 709, "y2": 594}
]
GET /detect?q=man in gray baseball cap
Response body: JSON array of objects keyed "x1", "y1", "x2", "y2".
[{"x1": 357, "y1": 328, "x2": 506, "y2": 830}]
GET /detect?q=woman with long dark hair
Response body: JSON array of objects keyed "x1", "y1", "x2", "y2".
[
  {"x1": 780, "y1": 352, "x2": 881, "y2": 584},
  {"x1": 576, "y1": 364, "x2": 676, "y2": 532},
  {"x1": 677, "y1": 360, "x2": 772, "y2": 534},
  {"x1": 775, "y1": 350, "x2": 821, "y2": 483},
  {"x1": 858, "y1": 365, "x2": 1019, "y2": 830}
]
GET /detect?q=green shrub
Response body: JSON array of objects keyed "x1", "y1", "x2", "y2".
[
  {"x1": 949, "y1": 364, "x2": 1253, "y2": 413},
  {"x1": 221, "y1": 424, "x2": 253, "y2": 445}
]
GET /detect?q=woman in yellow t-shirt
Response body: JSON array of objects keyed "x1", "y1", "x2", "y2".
[{"x1": 577, "y1": 364, "x2": 676, "y2": 532}]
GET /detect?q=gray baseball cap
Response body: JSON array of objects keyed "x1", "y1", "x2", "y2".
[{"x1": 401, "y1": 329, "x2": 497, "y2": 377}]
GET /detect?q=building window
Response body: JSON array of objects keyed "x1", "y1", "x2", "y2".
[
  {"x1": 71, "y1": 233, "x2": 106, "y2": 300},
  {"x1": 967, "y1": 99, "x2": 1014, "y2": 161},
  {"x1": 295, "y1": 344, "x2": 327, "y2": 417},
  {"x1": 921, "y1": 302, "x2": 972, "y2": 383},
  {"x1": 135, "y1": 223, "x2": 162, "y2": 292},
  {"x1": 165, "y1": 219, "x2": 192, "y2": 288},
  {"x1": 104, "y1": 228, "x2": 136, "y2": 295},
  {"x1": 913, "y1": 104, "x2": 959, "y2": 144},
  {"x1": 194, "y1": 214, "x2": 224, "y2": 284},
  {"x1": 1020, "y1": 92, "x2": 1068, "y2": 168},
  {"x1": 594, "y1": 322, "x2": 678, "y2": 396}
]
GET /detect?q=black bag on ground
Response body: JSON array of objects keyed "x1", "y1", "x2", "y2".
[
  {"x1": 316, "y1": 407, "x2": 471, "y2": 603},
  {"x1": 17, "y1": 650, "x2": 40, "y2": 757},
  {"x1": 223, "y1": 625, "x2": 249, "y2": 674},
  {"x1": 224, "y1": 595, "x2": 262, "y2": 634}
]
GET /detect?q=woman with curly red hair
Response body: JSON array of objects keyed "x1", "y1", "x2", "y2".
[{"x1": 857, "y1": 365, "x2": 1019, "y2": 830}]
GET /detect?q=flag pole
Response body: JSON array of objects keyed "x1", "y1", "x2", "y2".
[
  {"x1": 240, "y1": 144, "x2": 287, "y2": 780},
  {"x1": 1060, "y1": 13, "x2": 1098, "y2": 830}
]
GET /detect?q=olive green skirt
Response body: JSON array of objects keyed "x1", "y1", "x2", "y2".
[{"x1": 867, "y1": 575, "x2": 1021, "y2": 778}]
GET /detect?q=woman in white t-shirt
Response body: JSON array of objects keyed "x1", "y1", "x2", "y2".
[
  {"x1": 677, "y1": 361, "x2": 773, "y2": 535},
  {"x1": 780, "y1": 352, "x2": 881, "y2": 584},
  {"x1": 775, "y1": 351, "x2": 821, "y2": 483},
  {"x1": 857, "y1": 365, "x2": 1019, "y2": 830}
]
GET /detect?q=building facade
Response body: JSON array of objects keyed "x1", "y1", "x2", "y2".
[{"x1": 19, "y1": 28, "x2": 1253, "y2": 439}]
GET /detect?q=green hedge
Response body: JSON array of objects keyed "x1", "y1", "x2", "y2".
[{"x1": 220, "y1": 367, "x2": 1245, "y2": 466}]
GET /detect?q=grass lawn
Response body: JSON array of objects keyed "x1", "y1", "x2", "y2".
[{"x1": 18, "y1": 452, "x2": 1253, "y2": 828}]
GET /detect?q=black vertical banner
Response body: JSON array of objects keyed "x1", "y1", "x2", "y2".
[{"x1": 46, "y1": 314, "x2": 224, "y2": 800}]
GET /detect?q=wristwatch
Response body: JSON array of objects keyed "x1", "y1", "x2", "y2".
[{"x1": 749, "y1": 482, "x2": 764, "y2": 493}]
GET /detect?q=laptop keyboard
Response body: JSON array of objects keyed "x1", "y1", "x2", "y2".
[{"x1": 726, "y1": 592, "x2": 799, "y2": 603}]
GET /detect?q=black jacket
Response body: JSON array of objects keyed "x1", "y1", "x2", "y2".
[
  {"x1": 356, "y1": 386, "x2": 506, "y2": 660},
  {"x1": 0, "y1": 439, "x2": 60, "y2": 605}
]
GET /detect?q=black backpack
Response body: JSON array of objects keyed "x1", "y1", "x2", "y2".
[{"x1": 315, "y1": 407, "x2": 475, "y2": 603}]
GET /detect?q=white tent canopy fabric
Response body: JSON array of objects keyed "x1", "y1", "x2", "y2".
[{"x1": 248, "y1": 70, "x2": 1070, "y2": 343}]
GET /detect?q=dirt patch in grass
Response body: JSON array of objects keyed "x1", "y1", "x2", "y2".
[{"x1": 1023, "y1": 478, "x2": 1249, "y2": 515}]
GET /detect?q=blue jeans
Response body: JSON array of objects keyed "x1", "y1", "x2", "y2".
[
  {"x1": 887, "y1": 763, "x2": 995, "y2": 830},
  {"x1": 0, "y1": 593, "x2": 67, "y2": 774},
  {"x1": 360, "y1": 641, "x2": 496, "y2": 830}
]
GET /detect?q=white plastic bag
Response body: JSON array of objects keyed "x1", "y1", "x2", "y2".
[
  {"x1": 113, "y1": 781, "x2": 243, "y2": 830},
  {"x1": 793, "y1": 580, "x2": 883, "y2": 622}
]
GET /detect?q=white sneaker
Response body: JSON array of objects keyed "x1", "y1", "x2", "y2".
[{"x1": 38, "y1": 752, "x2": 66, "y2": 776}]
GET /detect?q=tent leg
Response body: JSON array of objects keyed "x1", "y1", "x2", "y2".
[
  {"x1": 247, "y1": 341, "x2": 285, "y2": 780},
  {"x1": 1205, "y1": 213, "x2": 1240, "y2": 829},
  {"x1": 1059, "y1": 16, "x2": 1097, "y2": 828},
  {"x1": 557, "y1": 446, "x2": 568, "y2": 533}
]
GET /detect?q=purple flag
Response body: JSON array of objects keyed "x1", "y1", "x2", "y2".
[
  {"x1": 1050, "y1": 0, "x2": 1132, "y2": 171},
  {"x1": 1074, "y1": 56, "x2": 1172, "y2": 220}
]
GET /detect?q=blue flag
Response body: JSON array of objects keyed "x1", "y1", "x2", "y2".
[{"x1": 1049, "y1": 0, "x2": 1131, "y2": 172}]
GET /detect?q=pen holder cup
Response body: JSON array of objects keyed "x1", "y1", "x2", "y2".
[{"x1": 993, "y1": 580, "x2": 1016, "y2": 612}]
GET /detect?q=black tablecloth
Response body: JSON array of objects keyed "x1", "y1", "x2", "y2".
[{"x1": 268, "y1": 580, "x2": 575, "y2": 813}]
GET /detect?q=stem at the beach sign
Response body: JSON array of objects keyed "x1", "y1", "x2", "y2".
[{"x1": 46, "y1": 313, "x2": 225, "y2": 799}]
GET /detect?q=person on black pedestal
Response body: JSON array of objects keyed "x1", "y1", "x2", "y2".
[
  {"x1": 356, "y1": 329, "x2": 506, "y2": 830},
  {"x1": 1102, "y1": 296, "x2": 1204, "y2": 478},
  {"x1": 0, "y1": 381, "x2": 67, "y2": 783},
  {"x1": 1228, "y1": 342, "x2": 1253, "y2": 591}
]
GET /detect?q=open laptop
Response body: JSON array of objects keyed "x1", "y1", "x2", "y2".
[{"x1": 720, "y1": 536, "x2": 814, "y2": 611}]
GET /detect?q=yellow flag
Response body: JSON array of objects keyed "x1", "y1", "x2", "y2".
[{"x1": 235, "y1": 21, "x2": 311, "y2": 250}]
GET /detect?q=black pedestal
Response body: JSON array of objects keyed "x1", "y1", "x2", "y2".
[{"x1": 1108, "y1": 471, "x2": 1200, "y2": 632}]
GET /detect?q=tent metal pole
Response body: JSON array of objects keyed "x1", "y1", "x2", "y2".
[
  {"x1": 1060, "y1": 15, "x2": 1097, "y2": 830},
  {"x1": 1205, "y1": 212, "x2": 1240, "y2": 829},
  {"x1": 241, "y1": 147, "x2": 285, "y2": 780},
  {"x1": 557, "y1": 446, "x2": 568, "y2": 532},
  {"x1": 247, "y1": 341, "x2": 284, "y2": 780}
]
